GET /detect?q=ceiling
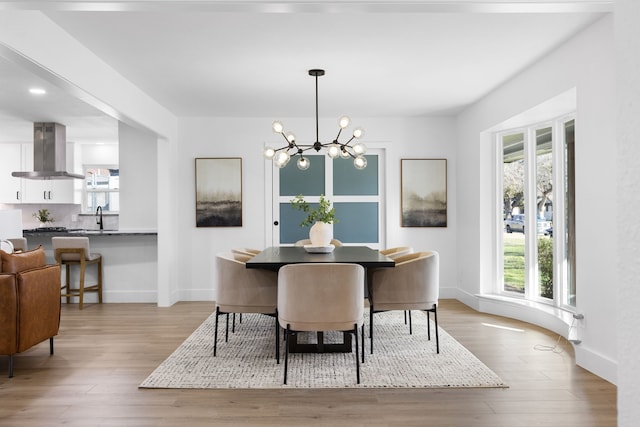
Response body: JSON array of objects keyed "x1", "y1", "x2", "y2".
[{"x1": 0, "y1": 1, "x2": 608, "y2": 143}]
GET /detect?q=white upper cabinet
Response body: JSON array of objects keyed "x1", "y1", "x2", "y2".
[{"x1": 0, "y1": 143, "x2": 24, "y2": 203}]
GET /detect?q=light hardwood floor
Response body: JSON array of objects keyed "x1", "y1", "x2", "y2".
[{"x1": 0, "y1": 300, "x2": 616, "y2": 426}]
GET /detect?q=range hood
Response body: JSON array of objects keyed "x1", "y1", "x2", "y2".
[{"x1": 11, "y1": 122, "x2": 84, "y2": 180}]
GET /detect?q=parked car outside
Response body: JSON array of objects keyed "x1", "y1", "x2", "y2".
[{"x1": 504, "y1": 214, "x2": 551, "y2": 234}]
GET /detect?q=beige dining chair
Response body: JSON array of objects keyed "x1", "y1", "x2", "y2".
[
  {"x1": 369, "y1": 251, "x2": 440, "y2": 354},
  {"x1": 277, "y1": 263, "x2": 365, "y2": 384},
  {"x1": 8, "y1": 238, "x2": 28, "y2": 252},
  {"x1": 52, "y1": 237, "x2": 103, "y2": 310},
  {"x1": 214, "y1": 252, "x2": 278, "y2": 358},
  {"x1": 294, "y1": 238, "x2": 343, "y2": 247}
]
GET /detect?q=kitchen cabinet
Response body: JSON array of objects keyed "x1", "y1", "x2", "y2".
[
  {"x1": 21, "y1": 144, "x2": 75, "y2": 204},
  {"x1": 0, "y1": 143, "x2": 24, "y2": 203},
  {"x1": 0, "y1": 143, "x2": 76, "y2": 204}
]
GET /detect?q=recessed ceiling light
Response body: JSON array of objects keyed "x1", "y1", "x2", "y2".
[{"x1": 29, "y1": 88, "x2": 46, "y2": 95}]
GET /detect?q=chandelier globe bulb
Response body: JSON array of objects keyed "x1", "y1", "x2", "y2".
[
  {"x1": 297, "y1": 156, "x2": 310, "y2": 170},
  {"x1": 352, "y1": 127, "x2": 365, "y2": 139},
  {"x1": 327, "y1": 144, "x2": 340, "y2": 159},
  {"x1": 354, "y1": 156, "x2": 368, "y2": 170},
  {"x1": 272, "y1": 121, "x2": 284, "y2": 134},
  {"x1": 264, "y1": 146, "x2": 276, "y2": 159},
  {"x1": 338, "y1": 116, "x2": 351, "y2": 129},
  {"x1": 352, "y1": 142, "x2": 367, "y2": 156}
]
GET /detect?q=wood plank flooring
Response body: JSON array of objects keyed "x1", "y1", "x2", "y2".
[{"x1": 0, "y1": 300, "x2": 616, "y2": 426}]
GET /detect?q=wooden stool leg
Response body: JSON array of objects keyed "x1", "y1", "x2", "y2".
[
  {"x1": 97, "y1": 257, "x2": 103, "y2": 303},
  {"x1": 65, "y1": 264, "x2": 71, "y2": 304},
  {"x1": 79, "y1": 258, "x2": 85, "y2": 310}
]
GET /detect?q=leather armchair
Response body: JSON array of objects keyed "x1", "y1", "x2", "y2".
[{"x1": 0, "y1": 246, "x2": 62, "y2": 377}]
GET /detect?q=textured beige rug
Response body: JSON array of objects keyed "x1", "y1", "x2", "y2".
[{"x1": 140, "y1": 310, "x2": 507, "y2": 389}]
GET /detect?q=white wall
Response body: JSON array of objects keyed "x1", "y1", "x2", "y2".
[
  {"x1": 118, "y1": 122, "x2": 158, "y2": 230},
  {"x1": 616, "y1": 0, "x2": 640, "y2": 424},
  {"x1": 456, "y1": 15, "x2": 616, "y2": 383},
  {"x1": 174, "y1": 116, "x2": 458, "y2": 301}
]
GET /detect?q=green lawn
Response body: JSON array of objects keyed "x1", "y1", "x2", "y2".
[{"x1": 503, "y1": 233, "x2": 525, "y2": 293}]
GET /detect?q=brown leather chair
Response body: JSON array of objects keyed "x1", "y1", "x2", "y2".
[
  {"x1": 369, "y1": 251, "x2": 440, "y2": 355},
  {"x1": 0, "y1": 246, "x2": 61, "y2": 377}
]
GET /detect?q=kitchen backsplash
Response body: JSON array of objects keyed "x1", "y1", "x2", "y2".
[{"x1": 0, "y1": 204, "x2": 119, "y2": 230}]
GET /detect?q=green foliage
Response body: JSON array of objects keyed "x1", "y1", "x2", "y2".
[
  {"x1": 33, "y1": 208, "x2": 54, "y2": 224},
  {"x1": 538, "y1": 236, "x2": 554, "y2": 299},
  {"x1": 290, "y1": 194, "x2": 338, "y2": 227}
]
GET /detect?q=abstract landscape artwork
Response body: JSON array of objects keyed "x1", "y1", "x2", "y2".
[
  {"x1": 401, "y1": 158, "x2": 447, "y2": 227},
  {"x1": 195, "y1": 157, "x2": 242, "y2": 227}
]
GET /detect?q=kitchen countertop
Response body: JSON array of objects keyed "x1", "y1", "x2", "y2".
[{"x1": 23, "y1": 229, "x2": 157, "y2": 237}]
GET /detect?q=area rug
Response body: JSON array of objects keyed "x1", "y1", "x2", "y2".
[{"x1": 139, "y1": 310, "x2": 507, "y2": 389}]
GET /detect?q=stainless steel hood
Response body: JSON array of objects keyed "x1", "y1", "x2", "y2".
[{"x1": 11, "y1": 122, "x2": 84, "y2": 180}]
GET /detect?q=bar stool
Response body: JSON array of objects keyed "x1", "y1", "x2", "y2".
[
  {"x1": 8, "y1": 237, "x2": 28, "y2": 252},
  {"x1": 52, "y1": 237, "x2": 103, "y2": 310}
]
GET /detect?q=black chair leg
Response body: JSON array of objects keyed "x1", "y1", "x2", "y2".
[
  {"x1": 408, "y1": 310, "x2": 413, "y2": 334},
  {"x1": 225, "y1": 313, "x2": 229, "y2": 342},
  {"x1": 284, "y1": 324, "x2": 291, "y2": 384},
  {"x1": 433, "y1": 306, "x2": 439, "y2": 354},
  {"x1": 369, "y1": 304, "x2": 374, "y2": 354},
  {"x1": 275, "y1": 311, "x2": 280, "y2": 364},
  {"x1": 232, "y1": 313, "x2": 236, "y2": 333},
  {"x1": 50, "y1": 337, "x2": 54, "y2": 355},
  {"x1": 8, "y1": 355, "x2": 14, "y2": 378},
  {"x1": 361, "y1": 323, "x2": 365, "y2": 364},
  {"x1": 354, "y1": 324, "x2": 360, "y2": 384},
  {"x1": 427, "y1": 310, "x2": 431, "y2": 340},
  {"x1": 214, "y1": 307, "x2": 220, "y2": 356}
]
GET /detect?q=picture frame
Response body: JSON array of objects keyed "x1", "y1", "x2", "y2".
[
  {"x1": 401, "y1": 158, "x2": 447, "y2": 227},
  {"x1": 195, "y1": 157, "x2": 242, "y2": 227}
]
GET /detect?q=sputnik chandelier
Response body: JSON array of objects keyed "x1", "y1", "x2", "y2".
[{"x1": 264, "y1": 69, "x2": 368, "y2": 170}]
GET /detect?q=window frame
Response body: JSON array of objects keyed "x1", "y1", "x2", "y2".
[
  {"x1": 82, "y1": 164, "x2": 120, "y2": 214},
  {"x1": 494, "y1": 114, "x2": 576, "y2": 309}
]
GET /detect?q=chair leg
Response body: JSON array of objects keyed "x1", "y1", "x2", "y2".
[
  {"x1": 50, "y1": 337, "x2": 54, "y2": 355},
  {"x1": 433, "y1": 305, "x2": 440, "y2": 354},
  {"x1": 8, "y1": 354, "x2": 13, "y2": 378},
  {"x1": 225, "y1": 313, "x2": 229, "y2": 342},
  {"x1": 275, "y1": 311, "x2": 280, "y2": 364},
  {"x1": 427, "y1": 310, "x2": 431, "y2": 340},
  {"x1": 65, "y1": 264, "x2": 71, "y2": 305},
  {"x1": 361, "y1": 323, "x2": 365, "y2": 364},
  {"x1": 408, "y1": 310, "x2": 412, "y2": 334},
  {"x1": 232, "y1": 313, "x2": 236, "y2": 333},
  {"x1": 97, "y1": 258, "x2": 103, "y2": 303},
  {"x1": 404, "y1": 310, "x2": 407, "y2": 324},
  {"x1": 214, "y1": 307, "x2": 220, "y2": 356},
  {"x1": 78, "y1": 259, "x2": 86, "y2": 310},
  {"x1": 284, "y1": 324, "x2": 291, "y2": 385},
  {"x1": 354, "y1": 323, "x2": 360, "y2": 384},
  {"x1": 369, "y1": 304, "x2": 374, "y2": 354}
]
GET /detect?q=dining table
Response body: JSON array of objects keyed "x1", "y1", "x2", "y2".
[{"x1": 246, "y1": 245, "x2": 395, "y2": 353}]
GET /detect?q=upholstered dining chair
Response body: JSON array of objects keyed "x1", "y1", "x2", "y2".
[
  {"x1": 214, "y1": 253, "x2": 278, "y2": 358},
  {"x1": 8, "y1": 238, "x2": 28, "y2": 252},
  {"x1": 294, "y1": 238, "x2": 343, "y2": 247},
  {"x1": 52, "y1": 237, "x2": 103, "y2": 310},
  {"x1": 232, "y1": 248, "x2": 261, "y2": 258},
  {"x1": 379, "y1": 246, "x2": 413, "y2": 259},
  {"x1": 277, "y1": 263, "x2": 365, "y2": 384},
  {"x1": 368, "y1": 251, "x2": 440, "y2": 355}
]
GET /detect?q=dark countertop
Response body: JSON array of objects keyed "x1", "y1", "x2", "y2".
[{"x1": 23, "y1": 229, "x2": 157, "y2": 237}]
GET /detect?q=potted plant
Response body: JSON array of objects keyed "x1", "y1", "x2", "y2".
[
  {"x1": 290, "y1": 194, "x2": 338, "y2": 246},
  {"x1": 33, "y1": 208, "x2": 55, "y2": 227}
]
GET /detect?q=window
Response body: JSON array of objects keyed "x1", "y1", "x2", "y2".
[
  {"x1": 84, "y1": 165, "x2": 119, "y2": 213},
  {"x1": 498, "y1": 117, "x2": 575, "y2": 308}
]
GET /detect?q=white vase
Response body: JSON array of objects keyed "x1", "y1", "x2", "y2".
[{"x1": 309, "y1": 221, "x2": 333, "y2": 246}]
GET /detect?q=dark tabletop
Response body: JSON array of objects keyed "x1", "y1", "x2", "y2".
[{"x1": 245, "y1": 246, "x2": 395, "y2": 271}]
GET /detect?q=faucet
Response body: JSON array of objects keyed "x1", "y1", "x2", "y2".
[{"x1": 96, "y1": 206, "x2": 103, "y2": 230}]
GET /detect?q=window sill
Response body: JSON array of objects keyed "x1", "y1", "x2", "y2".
[{"x1": 475, "y1": 293, "x2": 578, "y2": 337}]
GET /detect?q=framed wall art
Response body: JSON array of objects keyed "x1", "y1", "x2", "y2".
[
  {"x1": 195, "y1": 157, "x2": 242, "y2": 227},
  {"x1": 401, "y1": 158, "x2": 447, "y2": 227}
]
